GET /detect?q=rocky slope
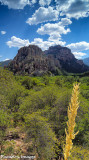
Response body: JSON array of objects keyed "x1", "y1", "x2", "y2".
[
  {"x1": 8, "y1": 45, "x2": 89, "y2": 75},
  {"x1": 8, "y1": 45, "x2": 47, "y2": 75},
  {"x1": 45, "y1": 45, "x2": 89, "y2": 73}
]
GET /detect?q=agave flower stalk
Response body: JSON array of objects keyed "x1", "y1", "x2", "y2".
[{"x1": 64, "y1": 83, "x2": 79, "y2": 160}]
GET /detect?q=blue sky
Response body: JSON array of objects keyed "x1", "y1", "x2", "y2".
[{"x1": 0, "y1": 0, "x2": 89, "y2": 61}]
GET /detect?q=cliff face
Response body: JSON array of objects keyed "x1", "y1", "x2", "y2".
[
  {"x1": 45, "y1": 45, "x2": 89, "y2": 73},
  {"x1": 8, "y1": 45, "x2": 89, "y2": 75},
  {"x1": 8, "y1": 45, "x2": 49, "y2": 75}
]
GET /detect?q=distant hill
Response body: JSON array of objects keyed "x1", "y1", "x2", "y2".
[
  {"x1": 0, "y1": 59, "x2": 12, "y2": 67},
  {"x1": 8, "y1": 45, "x2": 89, "y2": 75},
  {"x1": 83, "y1": 57, "x2": 89, "y2": 66}
]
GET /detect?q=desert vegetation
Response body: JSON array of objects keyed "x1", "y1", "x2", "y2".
[
  {"x1": 0, "y1": 67, "x2": 89, "y2": 159},
  {"x1": 64, "y1": 83, "x2": 79, "y2": 160}
]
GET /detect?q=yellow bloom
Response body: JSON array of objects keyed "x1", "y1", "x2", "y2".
[{"x1": 64, "y1": 83, "x2": 79, "y2": 160}]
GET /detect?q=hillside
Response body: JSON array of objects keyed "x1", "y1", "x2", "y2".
[
  {"x1": 83, "y1": 57, "x2": 89, "y2": 66},
  {"x1": 0, "y1": 59, "x2": 12, "y2": 67},
  {"x1": 8, "y1": 45, "x2": 89, "y2": 75},
  {"x1": 0, "y1": 68, "x2": 89, "y2": 159}
]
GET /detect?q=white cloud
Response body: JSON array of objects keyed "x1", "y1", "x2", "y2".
[
  {"x1": 60, "y1": 18, "x2": 72, "y2": 26},
  {"x1": 6, "y1": 36, "x2": 30, "y2": 48},
  {"x1": 39, "y1": 0, "x2": 52, "y2": 6},
  {"x1": 1, "y1": 0, "x2": 89, "y2": 20},
  {"x1": 3, "y1": 58, "x2": 10, "y2": 61},
  {"x1": 67, "y1": 41, "x2": 89, "y2": 59},
  {"x1": 67, "y1": 41, "x2": 89, "y2": 52},
  {"x1": 73, "y1": 52, "x2": 86, "y2": 59},
  {"x1": 55, "y1": 0, "x2": 89, "y2": 19},
  {"x1": 31, "y1": 38, "x2": 66, "y2": 50},
  {"x1": 48, "y1": 33, "x2": 61, "y2": 41},
  {"x1": 0, "y1": 0, "x2": 36, "y2": 9},
  {"x1": 1, "y1": 31, "x2": 6, "y2": 35},
  {"x1": 37, "y1": 18, "x2": 72, "y2": 42},
  {"x1": 31, "y1": 0, "x2": 36, "y2": 4},
  {"x1": 6, "y1": 36, "x2": 66, "y2": 51},
  {"x1": 26, "y1": 6, "x2": 59, "y2": 25},
  {"x1": 37, "y1": 18, "x2": 71, "y2": 37}
]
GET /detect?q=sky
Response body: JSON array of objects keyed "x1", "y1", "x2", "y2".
[{"x1": 0, "y1": 0, "x2": 89, "y2": 61}]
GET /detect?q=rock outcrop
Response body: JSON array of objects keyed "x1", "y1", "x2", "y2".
[
  {"x1": 45, "y1": 45, "x2": 89, "y2": 73},
  {"x1": 8, "y1": 45, "x2": 89, "y2": 75},
  {"x1": 8, "y1": 45, "x2": 59, "y2": 76}
]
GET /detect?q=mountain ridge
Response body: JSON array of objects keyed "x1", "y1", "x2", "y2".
[
  {"x1": 0, "y1": 59, "x2": 12, "y2": 67},
  {"x1": 8, "y1": 45, "x2": 89, "y2": 75},
  {"x1": 83, "y1": 57, "x2": 89, "y2": 66}
]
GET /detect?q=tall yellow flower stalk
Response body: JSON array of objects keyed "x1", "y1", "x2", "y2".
[{"x1": 64, "y1": 83, "x2": 79, "y2": 160}]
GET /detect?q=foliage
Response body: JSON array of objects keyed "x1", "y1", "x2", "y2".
[
  {"x1": 0, "y1": 67, "x2": 89, "y2": 159},
  {"x1": 69, "y1": 146, "x2": 89, "y2": 160},
  {"x1": 25, "y1": 113, "x2": 57, "y2": 159}
]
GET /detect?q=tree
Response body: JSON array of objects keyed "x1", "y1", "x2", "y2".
[
  {"x1": 0, "y1": 109, "x2": 11, "y2": 155},
  {"x1": 24, "y1": 113, "x2": 57, "y2": 160}
]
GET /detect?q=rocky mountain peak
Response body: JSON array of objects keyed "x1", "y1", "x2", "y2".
[
  {"x1": 14, "y1": 45, "x2": 44, "y2": 62},
  {"x1": 45, "y1": 45, "x2": 74, "y2": 58},
  {"x1": 8, "y1": 45, "x2": 89, "y2": 75}
]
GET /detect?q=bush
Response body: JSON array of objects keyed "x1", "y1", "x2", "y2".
[{"x1": 25, "y1": 113, "x2": 57, "y2": 160}]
